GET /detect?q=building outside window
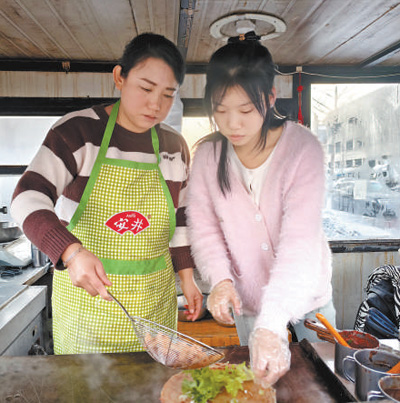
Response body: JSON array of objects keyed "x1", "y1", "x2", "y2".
[
  {"x1": 312, "y1": 83, "x2": 400, "y2": 241},
  {"x1": 346, "y1": 140, "x2": 353, "y2": 150}
]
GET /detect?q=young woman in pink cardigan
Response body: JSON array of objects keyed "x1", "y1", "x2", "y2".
[{"x1": 186, "y1": 33, "x2": 335, "y2": 387}]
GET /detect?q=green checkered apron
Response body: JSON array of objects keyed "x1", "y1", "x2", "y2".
[{"x1": 52, "y1": 101, "x2": 177, "y2": 354}]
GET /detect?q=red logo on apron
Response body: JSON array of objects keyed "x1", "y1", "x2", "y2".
[{"x1": 105, "y1": 211, "x2": 150, "y2": 235}]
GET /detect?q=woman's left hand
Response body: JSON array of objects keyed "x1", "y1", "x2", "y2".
[{"x1": 179, "y1": 268, "x2": 204, "y2": 321}]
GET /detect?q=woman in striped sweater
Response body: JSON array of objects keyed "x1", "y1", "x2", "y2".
[{"x1": 11, "y1": 33, "x2": 203, "y2": 354}]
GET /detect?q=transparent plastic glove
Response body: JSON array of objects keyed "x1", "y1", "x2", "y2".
[
  {"x1": 207, "y1": 279, "x2": 242, "y2": 325},
  {"x1": 249, "y1": 328, "x2": 291, "y2": 387}
]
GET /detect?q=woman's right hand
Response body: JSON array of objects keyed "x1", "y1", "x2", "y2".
[
  {"x1": 207, "y1": 279, "x2": 242, "y2": 325},
  {"x1": 62, "y1": 244, "x2": 112, "y2": 300},
  {"x1": 249, "y1": 328, "x2": 291, "y2": 387}
]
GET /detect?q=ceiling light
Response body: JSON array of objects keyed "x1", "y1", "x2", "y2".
[
  {"x1": 210, "y1": 12, "x2": 286, "y2": 41},
  {"x1": 235, "y1": 20, "x2": 256, "y2": 34}
]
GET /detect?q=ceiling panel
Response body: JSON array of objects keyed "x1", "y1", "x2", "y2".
[
  {"x1": 131, "y1": 0, "x2": 179, "y2": 42},
  {"x1": 190, "y1": 0, "x2": 400, "y2": 66},
  {"x1": 380, "y1": 51, "x2": 400, "y2": 66},
  {"x1": 0, "y1": 0, "x2": 399, "y2": 67},
  {"x1": 318, "y1": 3, "x2": 400, "y2": 65},
  {"x1": 293, "y1": 0, "x2": 400, "y2": 65}
]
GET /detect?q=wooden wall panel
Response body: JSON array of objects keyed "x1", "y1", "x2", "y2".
[
  {"x1": 332, "y1": 251, "x2": 400, "y2": 330},
  {"x1": 0, "y1": 71, "x2": 118, "y2": 98}
]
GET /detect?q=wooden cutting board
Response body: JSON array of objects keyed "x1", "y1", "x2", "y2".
[{"x1": 178, "y1": 317, "x2": 240, "y2": 347}]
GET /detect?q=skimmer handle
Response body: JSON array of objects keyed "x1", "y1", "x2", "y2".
[{"x1": 108, "y1": 291, "x2": 132, "y2": 321}]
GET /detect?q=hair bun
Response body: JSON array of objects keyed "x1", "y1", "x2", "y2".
[{"x1": 228, "y1": 31, "x2": 261, "y2": 43}]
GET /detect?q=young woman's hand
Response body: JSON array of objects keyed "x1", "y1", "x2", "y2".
[
  {"x1": 249, "y1": 328, "x2": 291, "y2": 387},
  {"x1": 178, "y1": 268, "x2": 203, "y2": 321},
  {"x1": 62, "y1": 244, "x2": 112, "y2": 300},
  {"x1": 207, "y1": 279, "x2": 242, "y2": 325}
]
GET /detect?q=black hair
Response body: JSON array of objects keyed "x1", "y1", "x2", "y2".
[
  {"x1": 119, "y1": 33, "x2": 185, "y2": 85},
  {"x1": 202, "y1": 34, "x2": 287, "y2": 195}
]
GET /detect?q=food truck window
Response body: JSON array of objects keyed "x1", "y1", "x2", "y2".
[
  {"x1": 0, "y1": 116, "x2": 60, "y2": 221},
  {"x1": 182, "y1": 117, "x2": 211, "y2": 152},
  {"x1": 0, "y1": 116, "x2": 58, "y2": 165},
  {"x1": 311, "y1": 83, "x2": 400, "y2": 241}
]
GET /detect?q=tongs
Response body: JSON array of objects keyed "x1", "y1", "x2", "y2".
[
  {"x1": 304, "y1": 318, "x2": 335, "y2": 344},
  {"x1": 365, "y1": 307, "x2": 399, "y2": 339},
  {"x1": 108, "y1": 291, "x2": 224, "y2": 369},
  {"x1": 0, "y1": 267, "x2": 22, "y2": 278}
]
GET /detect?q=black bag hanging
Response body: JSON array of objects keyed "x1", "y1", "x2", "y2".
[{"x1": 354, "y1": 265, "x2": 400, "y2": 339}]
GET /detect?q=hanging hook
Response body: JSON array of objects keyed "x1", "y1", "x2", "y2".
[{"x1": 61, "y1": 61, "x2": 71, "y2": 74}]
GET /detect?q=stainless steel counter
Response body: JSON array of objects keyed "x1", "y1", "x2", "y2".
[
  {"x1": 0, "y1": 261, "x2": 50, "y2": 286},
  {"x1": 0, "y1": 262, "x2": 50, "y2": 355},
  {"x1": 0, "y1": 262, "x2": 50, "y2": 306},
  {"x1": 0, "y1": 285, "x2": 47, "y2": 355}
]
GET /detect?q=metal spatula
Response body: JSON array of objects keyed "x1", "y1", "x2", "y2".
[{"x1": 108, "y1": 291, "x2": 224, "y2": 369}]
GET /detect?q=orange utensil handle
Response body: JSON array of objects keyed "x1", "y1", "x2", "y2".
[
  {"x1": 315, "y1": 313, "x2": 350, "y2": 347},
  {"x1": 388, "y1": 361, "x2": 400, "y2": 374}
]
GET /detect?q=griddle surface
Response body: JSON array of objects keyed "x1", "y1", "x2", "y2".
[{"x1": 0, "y1": 342, "x2": 356, "y2": 402}]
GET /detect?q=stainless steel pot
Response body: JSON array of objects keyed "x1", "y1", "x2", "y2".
[
  {"x1": 31, "y1": 244, "x2": 49, "y2": 267},
  {"x1": 368, "y1": 375, "x2": 400, "y2": 401},
  {"x1": 335, "y1": 330, "x2": 379, "y2": 377},
  {"x1": 343, "y1": 348, "x2": 400, "y2": 401},
  {"x1": 0, "y1": 222, "x2": 23, "y2": 243}
]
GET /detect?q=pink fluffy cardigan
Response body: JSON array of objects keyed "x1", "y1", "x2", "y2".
[{"x1": 186, "y1": 121, "x2": 332, "y2": 338}]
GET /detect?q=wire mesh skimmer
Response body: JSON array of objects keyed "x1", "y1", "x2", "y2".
[{"x1": 108, "y1": 291, "x2": 224, "y2": 369}]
